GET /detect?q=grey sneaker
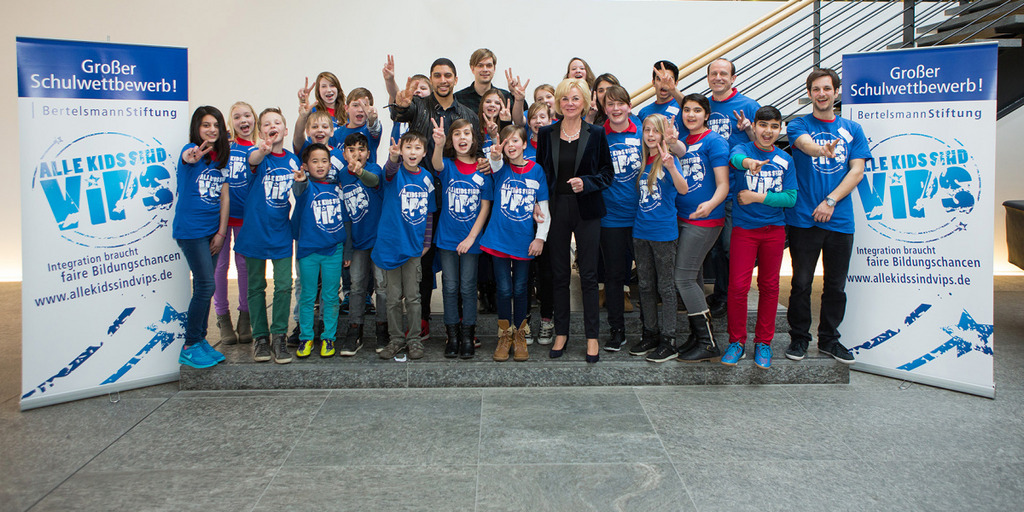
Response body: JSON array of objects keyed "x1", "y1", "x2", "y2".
[
  {"x1": 378, "y1": 339, "x2": 406, "y2": 359},
  {"x1": 272, "y1": 334, "x2": 292, "y2": 364},
  {"x1": 537, "y1": 320, "x2": 554, "y2": 345},
  {"x1": 253, "y1": 336, "x2": 271, "y2": 362},
  {"x1": 406, "y1": 339, "x2": 425, "y2": 359}
]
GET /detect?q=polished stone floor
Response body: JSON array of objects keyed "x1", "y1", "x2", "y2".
[{"x1": 2, "y1": 278, "x2": 1023, "y2": 511}]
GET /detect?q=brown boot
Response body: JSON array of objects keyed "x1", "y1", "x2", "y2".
[
  {"x1": 217, "y1": 313, "x2": 237, "y2": 345},
  {"x1": 235, "y1": 310, "x2": 252, "y2": 343},
  {"x1": 512, "y1": 319, "x2": 529, "y2": 362},
  {"x1": 493, "y1": 319, "x2": 512, "y2": 362}
]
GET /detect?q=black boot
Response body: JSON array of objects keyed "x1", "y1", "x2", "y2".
[
  {"x1": 676, "y1": 330, "x2": 698, "y2": 356},
  {"x1": 459, "y1": 324, "x2": 476, "y2": 359},
  {"x1": 444, "y1": 324, "x2": 460, "y2": 359},
  {"x1": 678, "y1": 311, "x2": 720, "y2": 362}
]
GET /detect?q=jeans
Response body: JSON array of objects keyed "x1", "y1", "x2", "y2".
[
  {"x1": 634, "y1": 238, "x2": 678, "y2": 338},
  {"x1": 728, "y1": 225, "x2": 785, "y2": 345},
  {"x1": 493, "y1": 256, "x2": 532, "y2": 327},
  {"x1": 549, "y1": 194, "x2": 601, "y2": 339},
  {"x1": 599, "y1": 226, "x2": 634, "y2": 331},
  {"x1": 786, "y1": 225, "x2": 854, "y2": 347},
  {"x1": 674, "y1": 221, "x2": 722, "y2": 313},
  {"x1": 379, "y1": 257, "x2": 421, "y2": 343},
  {"x1": 245, "y1": 256, "x2": 292, "y2": 338},
  {"x1": 297, "y1": 246, "x2": 343, "y2": 342},
  {"x1": 438, "y1": 249, "x2": 479, "y2": 326},
  {"x1": 213, "y1": 225, "x2": 248, "y2": 315},
  {"x1": 348, "y1": 248, "x2": 385, "y2": 325},
  {"x1": 176, "y1": 236, "x2": 218, "y2": 346}
]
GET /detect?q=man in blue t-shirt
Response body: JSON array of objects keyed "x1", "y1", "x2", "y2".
[
  {"x1": 705, "y1": 58, "x2": 761, "y2": 318},
  {"x1": 785, "y1": 68, "x2": 871, "y2": 364}
]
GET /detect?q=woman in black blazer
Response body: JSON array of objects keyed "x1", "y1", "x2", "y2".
[{"x1": 536, "y1": 78, "x2": 614, "y2": 363}]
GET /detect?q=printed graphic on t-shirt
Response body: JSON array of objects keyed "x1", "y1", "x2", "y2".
[
  {"x1": 708, "y1": 112, "x2": 732, "y2": 140},
  {"x1": 399, "y1": 179, "x2": 430, "y2": 224},
  {"x1": 446, "y1": 181, "x2": 482, "y2": 222},
  {"x1": 264, "y1": 171, "x2": 294, "y2": 208},
  {"x1": 809, "y1": 128, "x2": 853, "y2": 175},
  {"x1": 638, "y1": 178, "x2": 663, "y2": 213},
  {"x1": 227, "y1": 154, "x2": 249, "y2": 188},
  {"x1": 342, "y1": 183, "x2": 370, "y2": 223},
  {"x1": 745, "y1": 155, "x2": 789, "y2": 194},
  {"x1": 499, "y1": 177, "x2": 539, "y2": 222},
  {"x1": 312, "y1": 189, "x2": 345, "y2": 233},
  {"x1": 681, "y1": 144, "x2": 707, "y2": 192},
  {"x1": 610, "y1": 138, "x2": 642, "y2": 183},
  {"x1": 197, "y1": 169, "x2": 225, "y2": 205}
]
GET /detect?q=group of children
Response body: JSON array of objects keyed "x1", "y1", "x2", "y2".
[{"x1": 172, "y1": 56, "x2": 800, "y2": 371}]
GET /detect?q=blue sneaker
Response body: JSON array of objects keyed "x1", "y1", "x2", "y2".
[
  {"x1": 721, "y1": 342, "x2": 745, "y2": 366},
  {"x1": 339, "y1": 293, "x2": 350, "y2": 315},
  {"x1": 754, "y1": 343, "x2": 772, "y2": 369},
  {"x1": 179, "y1": 343, "x2": 218, "y2": 369},
  {"x1": 200, "y1": 340, "x2": 225, "y2": 363},
  {"x1": 364, "y1": 294, "x2": 375, "y2": 316}
]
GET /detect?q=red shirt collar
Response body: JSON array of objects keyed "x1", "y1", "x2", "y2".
[
  {"x1": 454, "y1": 159, "x2": 478, "y2": 175},
  {"x1": 234, "y1": 138, "x2": 255, "y2": 146},
  {"x1": 812, "y1": 114, "x2": 837, "y2": 123},
  {"x1": 711, "y1": 88, "x2": 738, "y2": 103},
  {"x1": 271, "y1": 150, "x2": 286, "y2": 157},
  {"x1": 511, "y1": 160, "x2": 535, "y2": 174},
  {"x1": 685, "y1": 130, "x2": 711, "y2": 145},
  {"x1": 604, "y1": 118, "x2": 637, "y2": 135}
]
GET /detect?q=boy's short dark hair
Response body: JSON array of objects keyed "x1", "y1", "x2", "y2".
[
  {"x1": 754, "y1": 105, "x2": 782, "y2": 123},
  {"x1": 602, "y1": 85, "x2": 631, "y2": 106},
  {"x1": 302, "y1": 142, "x2": 330, "y2": 163},
  {"x1": 430, "y1": 58, "x2": 457, "y2": 76},
  {"x1": 344, "y1": 132, "x2": 369, "y2": 149},
  {"x1": 806, "y1": 68, "x2": 840, "y2": 91},
  {"x1": 400, "y1": 130, "x2": 429, "y2": 148},
  {"x1": 652, "y1": 60, "x2": 679, "y2": 81}
]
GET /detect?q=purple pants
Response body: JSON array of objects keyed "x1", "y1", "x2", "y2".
[{"x1": 214, "y1": 224, "x2": 249, "y2": 315}]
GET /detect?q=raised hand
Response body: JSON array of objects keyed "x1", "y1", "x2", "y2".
[
  {"x1": 734, "y1": 110, "x2": 751, "y2": 132},
  {"x1": 349, "y1": 158, "x2": 364, "y2": 176},
  {"x1": 431, "y1": 117, "x2": 446, "y2": 146},
  {"x1": 293, "y1": 164, "x2": 307, "y2": 182},
  {"x1": 655, "y1": 62, "x2": 675, "y2": 85},
  {"x1": 658, "y1": 141, "x2": 673, "y2": 165},
  {"x1": 821, "y1": 138, "x2": 839, "y2": 159},
  {"x1": 382, "y1": 54, "x2": 395, "y2": 81},
  {"x1": 258, "y1": 136, "x2": 274, "y2": 154},
  {"x1": 665, "y1": 117, "x2": 679, "y2": 146},
  {"x1": 499, "y1": 99, "x2": 512, "y2": 122},
  {"x1": 589, "y1": 91, "x2": 599, "y2": 116},
  {"x1": 747, "y1": 159, "x2": 768, "y2": 175},
  {"x1": 395, "y1": 77, "x2": 416, "y2": 107},
  {"x1": 489, "y1": 132, "x2": 505, "y2": 161},
  {"x1": 505, "y1": 69, "x2": 528, "y2": 101},
  {"x1": 297, "y1": 77, "x2": 315, "y2": 114},
  {"x1": 485, "y1": 118, "x2": 499, "y2": 138},
  {"x1": 361, "y1": 98, "x2": 378, "y2": 125},
  {"x1": 184, "y1": 140, "x2": 213, "y2": 163},
  {"x1": 388, "y1": 137, "x2": 401, "y2": 161}
]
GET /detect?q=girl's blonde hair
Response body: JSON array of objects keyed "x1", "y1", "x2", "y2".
[
  {"x1": 228, "y1": 101, "x2": 257, "y2": 142},
  {"x1": 640, "y1": 114, "x2": 668, "y2": 194}
]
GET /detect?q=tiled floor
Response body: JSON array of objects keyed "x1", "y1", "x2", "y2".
[{"x1": 2, "y1": 278, "x2": 1023, "y2": 511}]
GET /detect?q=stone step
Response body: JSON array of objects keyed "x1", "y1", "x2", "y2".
[{"x1": 180, "y1": 333, "x2": 848, "y2": 391}]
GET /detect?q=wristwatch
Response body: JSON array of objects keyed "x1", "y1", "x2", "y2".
[{"x1": 825, "y1": 196, "x2": 837, "y2": 207}]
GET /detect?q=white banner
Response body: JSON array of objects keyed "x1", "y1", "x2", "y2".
[
  {"x1": 843, "y1": 43, "x2": 997, "y2": 397},
  {"x1": 18, "y1": 38, "x2": 190, "y2": 409}
]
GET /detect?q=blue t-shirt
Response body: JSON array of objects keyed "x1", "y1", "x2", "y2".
[
  {"x1": 634, "y1": 157, "x2": 681, "y2": 242},
  {"x1": 637, "y1": 99, "x2": 685, "y2": 134},
  {"x1": 292, "y1": 180, "x2": 348, "y2": 259},
  {"x1": 708, "y1": 89, "x2": 760, "y2": 149},
  {"x1": 523, "y1": 139, "x2": 537, "y2": 163},
  {"x1": 226, "y1": 140, "x2": 256, "y2": 220},
  {"x1": 479, "y1": 160, "x2": 549, "y2": 260},
  {"x1": 371, "y1": 165, "x2": 437, "y2": 270},
  {"x1": 677, "y1": 130, "x2": 730, "y2": 220},
  {"x1": 235, "y1": 150, "x2": 299, "y2": 260},
  {"x1": 601, "y1": 120, "x2": 643, "y2": 228},
  {"x1": 173, "y1": 144, "x2": 226, "y2": 240},
  {"x1": 330, "y1": 123, "x2": 381, "y2": 164},
  {"x1": 784, "y1": 114, "x2": 872, "y2": 234},
  {"x1": 338, "y1": 162, "x2": 384, "y2": 250},
  {"x1": 436, "y1": 158, "x2": 494, "y2": 253},
  {"x1": 730, "y1": 142, "x2": 797, "y2": 229}
]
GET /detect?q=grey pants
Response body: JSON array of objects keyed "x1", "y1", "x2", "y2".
[
  {"x1": 377, "y1": 256, "x2": 421, "y2": 343},
  {"x1": 634, "y1": 238, "x2": 679, "y2": 339},
  {"x1": 349, "y1": 248, "x2": 386, "y2": 325},
  {"x1": 674, "y1": 221, "x2": 722, "y2": 313}
]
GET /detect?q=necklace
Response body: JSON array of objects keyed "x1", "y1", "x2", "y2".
[{"x1": 561, "y1": 126, "x2": 580, "y2": 141}]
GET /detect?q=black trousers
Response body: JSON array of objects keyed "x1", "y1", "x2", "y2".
[
  {"x1": 549, "y1": 194, "x2": 601, "y2": 339},
  {"x1": 786, "y1": 225, "x2": 854, "y2": 347},
  {"x1": 599, "y1": 226, "x2": 633, "y2": 331}
]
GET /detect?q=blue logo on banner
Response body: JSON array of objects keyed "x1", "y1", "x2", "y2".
[
  {"x1": 844, "y1": 44, "x2": 997, "y2": 105},
  {"x1": 17, "y1": 37, "x2": 187, "y2": 101},
  {"x1": 32, "y1": 132, "x2": 175, "y2": 248},
  {"x1": 857, "y1": 133, "x2": 980, "y2": 243}
]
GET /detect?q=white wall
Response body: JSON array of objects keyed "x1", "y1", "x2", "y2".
[{"x1": 3, "y1": 0, "x2": 1021, "y2": 279}]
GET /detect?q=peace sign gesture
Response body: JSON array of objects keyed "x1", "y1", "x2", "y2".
[
  {"x1": 658, "y1": 141, "x2": 673, "y2": 166},
  {"x1": 184, "y1": 140, "x2": 213, "y2": 164},
  {"x1": 820, "y1": 138, "x2": 839, "y2": 159},
  {"x1": 382, "y1": 54, "x2": 395, "y2": 81},
  {"x1": 665, "y1": 116, "x2": 680, "y2": 147},
  {"x1": 505, "y1": 68, "x2": 529, "y2": 101},
  {"x1": 395, "y1": 77, "x2": 416, "y2": 108},
  {"x1": 654, "y1": 62, "x2": 675, "y2": 85},
  {"x1": 360, "y1": 97, "x2": 378, "y2": 125},
  {"x1": 293, "y1": 163, "x2": 308, "y2": 182},
  {"x1": 499, "y1": 99, "x2": 512, "y2": 122},
  {"x1": 431, "y1": 117, "x2": 446, "y2": 146},
  {"x1": 489, "y1": 132, "x2": 506, "y2": 161},
  {"x1": 734, "y1": 110, "x2": 751, "y2": 132},
  {"x1": 297, "y1": 77, "x2": 315, "y2": 114},
  {"x1": 388, "y1": 137, "x2": 402, "y2": 162}
]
